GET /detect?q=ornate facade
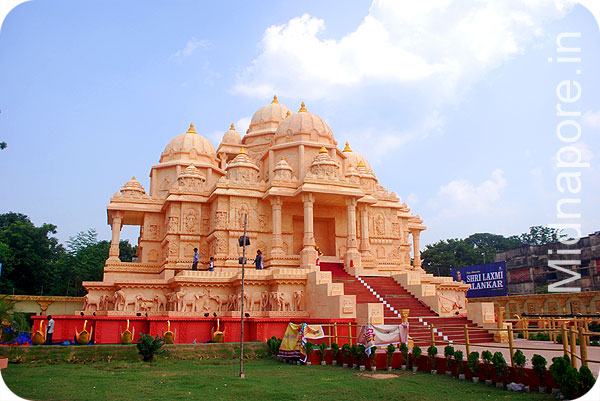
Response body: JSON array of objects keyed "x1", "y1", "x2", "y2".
[{"x1": 82, "y1": 97, "x2": 428, "y2": 319}]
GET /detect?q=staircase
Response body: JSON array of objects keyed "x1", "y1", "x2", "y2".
[{"x1": 319, "y1": 262, "x2": 494, "y2": 346}]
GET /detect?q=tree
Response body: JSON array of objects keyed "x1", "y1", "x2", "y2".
[
  {"x1": 0, "y1": 212, "x2": 64, "y2": 295},
  {"x1": 0, "y1": 141, "x2": 6, "y2": 150},
  {"x1": 421, "y1": 238, "x2": 481, "y2": 277},
  {"x1": 519, "y1": 225, "x2": 566, "y2": 245}
]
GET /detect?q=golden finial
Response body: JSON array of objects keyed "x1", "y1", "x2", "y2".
[
  {"x1": 357, "y1": 160, "x2": 365, "y2": 168},
  {"x1": 281, "y1": 156, "x2": 286, "y2": 160},
  {"x1": 286, "y1": 110, "x2": 291, "y2": 117},
  {"x1": 230, "y1": 123, "x2": 235, "y2": 130},
  {"x1": 298, "y1": 102, "x2": 307, "y2": 113},
  {"x1": 319, "y1": 146, "x2": 328, "y2": 154},
  {"x1": 187, "y1": 123, "x2": 196, "y2": 134},
  {"x1": 239, "y1": 147, "x2": 248, "y2": 155},
  {"x1": 132, "y1": 176, "x2": 136, "y2": 180},
  {"x1": 343, "y1": 142, "x2": 352, "y2": 152},
  {"x1": 272, "y1": 95, "x2": 279, "y2": 104}
]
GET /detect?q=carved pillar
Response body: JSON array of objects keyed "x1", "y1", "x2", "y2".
[
  {"x1": 270, "y1": 196, "x2": 284, "y2": 257},
  {"x1": 108, "y1": 214, "x2": 122, "y2": 262},
  {"x1": 300, "y1": 192, "x2": 317, "y2": 268},
  {"x1": 298, "y1": 144, "x2": 305, "y2": 179},
  {"x1": 359, "y1": 204, "x2": 370, "y2": 255},
  {"x1": 346, "y1": 198, "x2": 357, "y2": 250},
  {"x1": 268, "y1": 149, "x2": 274, "y2": 181},
  {"x1": 410, "y1": 229, "x2": 422, "y2": 269},
  {"x1": 219, "y1": 153, "x2": 227, "y2": 170}
]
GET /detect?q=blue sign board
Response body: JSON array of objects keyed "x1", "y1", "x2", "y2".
[{"x1": 451, "y1": 262, "x2": 507, "y2": 298}]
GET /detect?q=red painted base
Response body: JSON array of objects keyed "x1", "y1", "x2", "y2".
[{"x1": 31, "y1": 316, "x2": 355, "y2": 345}]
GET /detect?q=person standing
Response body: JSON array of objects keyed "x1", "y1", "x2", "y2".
[
  {"x1": 253, "y1": 250, "x2": 263, "y2": 270},
  {"x1": 45, "y1": 315, "x2": 55, "y2": 345},
  {"x1": 192, "y1": 248, "x2": 199, "y2": 271},
  {"x1": 208, "y1": 256, "x2": 214, "y2": 272}
]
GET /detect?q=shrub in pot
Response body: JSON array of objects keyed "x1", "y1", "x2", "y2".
[
  {"x1": 350, "y1": 344, "x2": 359, "y2": 368},
  {"x1": 331, "y1": 342, "x2": 340, "y2": 365},
  {"x1": 513, "y1": 349, "x2": 527, "y2": 389},
  {"x1": 399, "y1": 342, "x2": 408, "y2": 370},
  {"x1": 411, "y1": 344, "x2": 422, "y2": 373},
  {"x1": 342, "y1": 343, "x2": 351, "y2": 367},
  {"x1": 369, "y1": 346, "x2": 377, "y2": 371},
  {"x1": 427, "y1": 344, "x2": 438, "y2": 374},
  {"x1": 304, "y1": 341, "x2": 315, "y2": 365},
  {"x1": 550, "y1": 355, "x2": 582, "y2": 400},
  {"x1": 531, "y1": 354, "x2": 547, "y2": 393},
  {"x1": 444, "y1": 345, "x2": 455, "y2": 375},
  {"x1": 454, "y1": 350, "x2": 465, "y2": 379},
  {"x1": 317, "y1": 342, "x2": 328, "y2": 365},
  {"x1": 136, "y1": 333, "x2": 164, "y2": 362},
  {"x1": 492, "y1": 352, "x2": 508, "y2": 389},
  {"x1": 386, "y1": 344, "x2": 395, "y2": 371},
  {"x1": 357, "y1": 344, "x2": 367, "y2": 371},
  {"x1": 467, "y1": 352, "x2": 480, "y2": 383},
  {"x1": 579, "y1": 365, "x2": 596, "y2": 397},
  {"x1": 481, "y1": 350, "x2": 493, "y2": 385}
]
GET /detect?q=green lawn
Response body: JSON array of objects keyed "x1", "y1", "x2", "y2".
[{"x1": 2, "y1": 358, "x2": 555, "y2": 401}]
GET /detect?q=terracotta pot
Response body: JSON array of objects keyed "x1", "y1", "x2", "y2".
[
  {"x1": 485, "y1": 379, "x2": 493, "y2": 386},
  {"x1": 539, "y1": 386, "x2": 546, "y2": 393},
  {"x1": 321, "y1": 361, "x2": 326, "y2": 366},
  {"x1": 496, "y1": 382, "x2": 504, "y2": 389},
  {"x1": 343, "y1": 363, "x2": 348, "y2": 368},
  {"x1": 401, "y1": 365, "x2": 407, "y2": 370},
  {"x1": 472, "y1": 377, "x2": 479, "y2": 384},
  {"x1": 458, "y1": 374, "x2": 466, "y2": 380},
  {"x1": 359, "y1": 365, "x2": 365, "y2": 371},
  {"x1": 306, "y1": 361, "x2": 311, "y2": 366},
  {"x1": 412, "y1": 366, "x2": 418, "y2": 373},
  {"x1": 332, "y1": 360, "x2": 337, "y2": 366},
  {"x1": 387, "y1": 367, "x2": 392, "y2": 372},
  {"x1": 431, "y1": 370, "x2": 437, "y2": 375},
  {"x1": 446, "y1": 371, "x2": 452, "y2": 376},
  {"x1": 371, "y1": 366, "x2": 376, "y2": 372}
]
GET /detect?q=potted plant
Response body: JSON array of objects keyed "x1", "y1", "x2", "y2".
[
  {"x1": 342, "y1": 343, "x2": 351, "y2": 368},
  {"x1": 411, "y1": 344, "x2": 422, "y2": 373},
  {"x1": 331, "y1": 342, "x2": 340, "y2": 366},
  {"x1": 444, "y1": 345, "x2": 455, "y2": 375},
  {"x1": 513, "y1": 349, "x2": 528, "y2": 391},
  {"x1": 399, "y1": 342, "x2": 409, "y2": 370},
  {"x1": 136, "y1": 333, "x2": 164, "y2": 362},
  {"x1": 454, "y1": 350, "x2": 465, "y2": 379},
  {"x1": 482, "y1": 350, "x2": 493, "y2": 385},
  {"x1": 357, "y1": 344, "x2": 367, "y2": 371},
  {"x1": 369, "y1": 346, "x2": 377, "y2": 372},
  {"x1": 427, "y1": 344, "x2": 438, "y2": 374},
  {"x1": 304, "y1": 341, "x2": 315, "y2": 365},
  {"x1": 467, "y1": 351, "x2": 480, "y2": 383},
  {"x1": 531, "y1": 354, "x2": 547, "y2": 393},
  {"x1": 492, "y1": 352, "x2": 508, "y2": 389},
  {"x1": 386, "y1": 344, "x2": 395, "y2": 371},
  {"x1": 317, "y1": 342, "x2": 328, "y2": 365},
  {"x1": 350, "y1": 344, "x2": 359, "y2": 368}
]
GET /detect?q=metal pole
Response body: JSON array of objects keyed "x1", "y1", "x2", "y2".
[
  {"x1": 579, "y1": 327, "x2": 588, "y2": 368},
  {"x1": 562, "y1": 323, "x2": 569, "y2": 357},
  {"x1": 239, "y1": 214, "x2": 247, "y2": 379},
  {"x1": 464, "y1": 324, "x2": 470, "y2": 357},
  {"x1": 570, "y1": 326, "x2": 577, "y2": 369},
  {"x1": 508, "y1": 325, "x2": 514, "y2": 367},
  {"x1": 430, "y1": 324, "x2": 435, "y2": 346}
]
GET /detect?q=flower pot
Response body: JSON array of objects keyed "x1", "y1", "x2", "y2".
[
  {"x1": 332, "y1": 360, "x2": 337, "y2": 366},
  {"x1": 412, "y1": 366, "x2": 418, "y2": 373},
  {"x1": 401, "y1": 364, "x2": 407, "y2": 370},
  {"x1": 472, "y1": 377, "x2": 479, "y2": 384},
  {"x1": 343, "y1": 363, "x2": 348, "y2": 368},
  {"x1": 551, "y1": 388, "x2": 560, "y2": 396},
  {"x1": 485, "y1": 379, "x2": 493, "y2": 386},
  {"x1": 524, "y1": 385, "x2": 530, "y2": 393},
  {"x1": 296, "y1": 361, "x2": 301, "y2": 366},
  {"x1": 431, "y1": 370, "x2": 437, "y2": 375},
  {"x1": 371, "y1": 366, "x2": 377, "y2": 372},
  {"x1": 458, "y1": 374, "x2": 465, "y2": 380},
  {"x1": 538, "y1": 386, "x2": 546, "y2": 393},
  {"x1": 446, "y1": 371, "x2": 452, "y2": 376},
  {"x1": 306, "y1": 361, "x2": 311, "y2": 366},
  {"x1": 352, "y1": 364, "x2": 358, "y2": 369},
  {"x1": 496, "y1": 382, "x2": 504, "y2": 389},
  {"x1": 359, "y1": 365, "x2": 365, "y2": 371},
  {"x1": 321, "y1": 361, "x2": 326, "y2": 366},
  {"x1": 387, "y1": 367, "x2": 392, "y2": 372}
]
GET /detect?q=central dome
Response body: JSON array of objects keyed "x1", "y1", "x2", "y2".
[
  {"x1": 247, "y1": 95, "x2": 291, "y2": 135},
  {"x1": 161, "y1": 123, "x2": 217, "y2": 164},
  {"x1": 273, "y1": 102, "x2": 336, "y2": 145}
]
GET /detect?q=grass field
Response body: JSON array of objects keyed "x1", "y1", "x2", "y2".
[{"x1": 2, "y1": 357, "x2": 555, "y2": 401}]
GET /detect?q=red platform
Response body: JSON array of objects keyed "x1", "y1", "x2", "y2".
[{"x1": 31, "y1": 315, "x2": 356, "y2": 345}]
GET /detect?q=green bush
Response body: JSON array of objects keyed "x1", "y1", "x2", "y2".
[
  {"x1": 136, "y1": 333, "x2": 164, "y2": 362},
  {"x1": 513, "y1": 349, "x2": 527, "y2": 381},
  {"x1": 579, "y1": 365, "x2": 596, "y2": 396},
  {"x1": 454, "y1": 350, "x2": 464, "y2": 374},
  {"x1": 304, "y1": 341, "x2": 315, "y2": 360},
  {"x1": 481, "y1": 350, "x2": 493, "y2": 377},
  {"x1": 550, "y1": 355, "x2": 584, "y2": 399},
  {"x1": 444, "y1": 345, "x2": 455, "y2": 370},
  {"x1": 369, "y1": 346, "x2": 377, "y2": 362},
  {"x1": 412, "y1": 344, "x2": 422, "y2": 366},
  {"x1": 386, "y1": 344, "x2": 395, "y2": 366},
  {"x1": 531, "y1": 354, "x2": 547, "y2": 385},
  {"x1": 467, "y1": 351, "x2": 479, "y2": 375},
  {"x1": 331, "y1": 342, "x2": 340, "y2": 360},
  {"x1": 492, "y1": 352, "x2": 508, "y2": 382},
  {"x1": 317, "y1": 342, "x2": 328, "y2": 362},
  {"x1": 399, "y1": 342, "x2": 408, "y2": 365},
  {"x1": 427, "y1": 344, "x2": 438, "y2": 369},
  {"x1": 342, "y1": 343, "x2": 351, "y2": 362},
  {"x1": 267, "y1": 336, "x2": 282, "y2": 356}
]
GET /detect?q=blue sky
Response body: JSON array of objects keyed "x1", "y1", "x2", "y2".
[{"x1": 0, "y1": 0, "x2": 599, "y2": 248}]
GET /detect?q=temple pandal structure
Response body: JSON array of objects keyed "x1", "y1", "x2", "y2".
[{"x1": 35, "y1": 97, "x2": 499, "y2": 345}]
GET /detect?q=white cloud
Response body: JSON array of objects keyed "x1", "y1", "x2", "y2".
[
  {"x1": 428, "y1": 169, "x2": 508, "y2": 218},
  {"x1": 235, "y1": 0, "x2": 573, "y2": 100},
  {"x1": 582, "y1": 110, "x2": 600, "y2": 129},
  {"x1": 169, "y1": 38, "x2": 210, "y2": 61}
]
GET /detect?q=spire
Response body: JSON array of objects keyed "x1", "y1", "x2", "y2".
[
  {"x1": 319, "y1": 146, "x2": 328, "y2": 154},
  {"x1": 357, "y1": 160, "x2": 365, "y2": 168},
  {"x1": 298, "y1": 102, "x2": 307, "y2": 113},
  {"x1": 238, "y1": 147, "x2": 248, "y2": 155},
  {"x1": 343, "y1": 142, "x2": 352, "y2": 152},
  {"x1": 187, "y1": 123, "x2": 196, "y2": 134},
  {"x1": 230, "y1": 123, "x2": 235, "y2": 130},
  {"x1": 272, "y1": 95, "x2": 279, "y2": 104},
  {"x1": 286, "y1": 110, "x2": 291, "y2": 117}
]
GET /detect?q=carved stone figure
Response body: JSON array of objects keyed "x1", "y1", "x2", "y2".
[
  {"x1": 208, "y1": 289, "x2": 225, "y2": 312},
  {"x1": 153, "y1": 294, "x2": 167, "y2": 312},
  {"x1": 83, "y1": 293, "x2": 101, "y2": 312},
  {"x1": 185, "y1": 209, "x2": 197, "y2": 233},
  {"x1": 250, "y1": 291, "x2": 266, "y2": 311},
  {"x1": 293, "y1": 290, "x2": 304, "y2": 311},
  {"x1": 113, "y1": 290, "x2": 126, "y2": 311},
  {"x1": 280, "y1": 292, "x2": 293, "y2": 312},
  {"x1": 261, "y1": 291, "x2": 270, "y2": 311},
  {"x1": 227, "y1": 293, "x2": 237, "y2": 311},
  {"x1": 269, "y1": 292, "x2": 283, "y2": 311}
]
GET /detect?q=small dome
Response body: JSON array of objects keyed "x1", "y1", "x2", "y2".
[
  {"x1": 221, "y1": 123, "x2": 241, "y2": 145},
  {"x1": 227, "y1": 148, "x2": 259, "y2": 172},
  {"x1": 274, "y1": 156, "x2": 293, "y2": 173},
  {"x1": 248, "y1": 95, "x2": 291, "y2": 134},
  {"x1": 161, "y1": 123, "x2": 217, "y2": 163},
  {"x1": 342, "y1": 142, "x2": 372, "y2": 171},
  {"x1": 274, "y1": 102, "x2": 335, "y2": 145},
  {"x1": 120, "y1": 177, "x2": 146, "y2": 196}
]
